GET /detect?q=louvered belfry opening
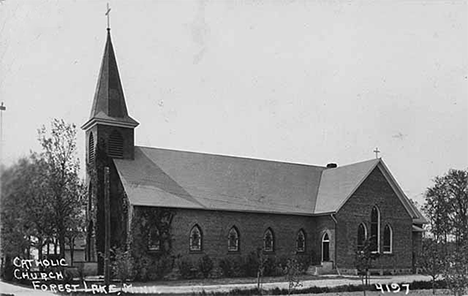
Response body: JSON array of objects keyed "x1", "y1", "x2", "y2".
[
  {"x1": 108, "y1": 130, "x2": 124, "y2": 158},
  {"x1": 89, "y1": 133, "x2": 95, "y2": 163}
]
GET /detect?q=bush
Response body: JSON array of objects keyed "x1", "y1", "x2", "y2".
[
  {"x1": 111, "y1": 247, "x2": 135, "y2": 284},
  {"x1": 179, "y1": 259, "x2": 198, "y2": 279},
  {"x1": 243, "y1": 251, "x2": 260, "y2": 277},
  {"x1": 219, "y1": 258, "x2": 234, "y2": 278},
  {"x1": 295, "y1": 253, "x2": 312, "y2": 273},
  {"x1": 219, "y1": 256, "x2": 246, "y2": 278},
  {"x1": 198, "y1": 255, "x2": 214, "y2": 278},
  {"x1": 263, "y1": 256, "x2": 278, "y2": 276}
]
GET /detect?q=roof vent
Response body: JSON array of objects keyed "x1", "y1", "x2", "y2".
[{"x1": 326, "y1": 163, "x2": 338, "y2": 168}]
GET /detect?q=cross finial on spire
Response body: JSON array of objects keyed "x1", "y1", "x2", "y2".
[
  {"x1": 105, "y1": 3, "x2": 111, "y2": 30},
  {"x1": 373, "y1": 147, "x2": 381, "y2": 159}
]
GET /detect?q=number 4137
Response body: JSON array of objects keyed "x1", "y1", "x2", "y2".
[{"x1": 375, "y1": 283, "x2": 410, "y2": 294}]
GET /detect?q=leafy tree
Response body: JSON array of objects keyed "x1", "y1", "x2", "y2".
[
  {"x1": 37, "y1": 119, "x2": 85, "y2": 258},
  {"x1": 418, "y1": 237, "x2": 444, "y2": 294},
  {"x1": 354, "y1": 237, "x2": 379, "y2": 289},
  {"x1": 1, "y1": 119, "x2": 85, "y2": 278},
  {"x1": 64, "y1": 195, "x2": 86, "y2": 265},
  {"x1": 111, "y1": 246, "x2": 135, "y2": 287},
  {"x1": 423, "y1": 169, "x2": 468, "y2": 247},
  {"x1": 0, "y1": 155, "x2": 56, "y2": 279},
  {"x1": 283, "y1": 258, "x2": 303, "y2": 295},
  {"x1": 444, "y1": 243, "x2": 468, "y2": 296},
  {"x1": 423, "y1": 168, "x2": 468, "y2": 295}
]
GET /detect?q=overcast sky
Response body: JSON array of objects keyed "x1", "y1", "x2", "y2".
[{"x1": 0, "y1": 0, "x2": 466, "y2": 205}]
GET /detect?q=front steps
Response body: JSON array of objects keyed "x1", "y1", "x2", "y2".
[{"x1": 306, "y1": 261, "x2": 335, "y2": 275}]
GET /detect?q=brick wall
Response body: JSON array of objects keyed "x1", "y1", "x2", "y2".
[
  {"x1": 140, "y1": 207, "x2": 317, "y2": 263},
  {"x1": 335, "y1": 167, "x2": 413, "y2": 270},
  {"x1": 311, "y1": 216, "x2": 336, "y2": 265}
]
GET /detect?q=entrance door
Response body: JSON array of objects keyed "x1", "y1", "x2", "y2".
[{"x1": 322, "y1": 233, "x2": 330, "y2": 262}]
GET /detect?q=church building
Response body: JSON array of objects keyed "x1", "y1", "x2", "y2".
[{"x1": 82, "y1": 29, "x2": 426, "y2": 279}]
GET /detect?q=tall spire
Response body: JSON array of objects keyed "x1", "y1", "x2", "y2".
[{"x1": 82, "y1": 30, "x2": 139, "y2": 130}]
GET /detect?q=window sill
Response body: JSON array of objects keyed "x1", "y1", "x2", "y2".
[{"x1": 189, "y1": 250, "x2": 204, "y2": 254}]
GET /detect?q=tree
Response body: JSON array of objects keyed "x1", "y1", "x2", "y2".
[
  {"x1": 423, "y1": 168, "x2": 468, "y2": 295},
  {"x1": 444, "y1": 243, "x2": 468, "y2": 296},
  {"x1": 418, "y1": 237, "x2": 444, "y2": 294},
  {"x1": 64, "y1": 195, "x2": 86, "y2": 266},
  {"x1": 354, "y1": 237, "x2": 379, "y2": 290},
  {"x1": 37, "y1": 119, "x2": 85, "y2": 258},
  {"x1": 256, "y1": 247, "x2": 268, "y2": 292},
  {"x1": 111, "y1": 246, "x2": 135, "y2": 289},
  {"x1": 423, "y1": 169, "x2": 468, "y2": 247},
  {"x1": 1, "y1": 119, "x2": 85, "y2": 270},
  {"x1": 283, "y1": 258, "x2": 303, "y2": 295},
  {"x1": 1, "y1": 155, "x2": 55, "y2": 278}
]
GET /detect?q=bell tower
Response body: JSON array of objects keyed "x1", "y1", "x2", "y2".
[
  {"x1": 81, "y1": 27, "x2": 138, "y2": 267},
  {"x1": 82, "y1": 29, "x2": 139, "y2": 161}
]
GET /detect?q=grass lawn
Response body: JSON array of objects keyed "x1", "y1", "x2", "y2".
[
  {"x1": 312, "y1": 290, "x2": 452, "y2": 296},
  {"x1": 127, "y1": 274, "x2": 329, "y2": 287}
]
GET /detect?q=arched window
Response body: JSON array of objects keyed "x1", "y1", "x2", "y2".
[
  {"x1": 88, "y1": 132, "x2": 95, "y2": 163},
  {"x1": 148, "y1": 228, "x2": 160, "y2": 251},
  {"x1": 322, "y1": 232, "x2": 330, "y2": 261},
  {"x1": 228, "y1": 226, "x2": 239, "y2": 252},
  {"x1": 263, "y1": 228, "x2": 274, "y2": 252},
  {"x1": 296, "y1": 229, "x2": 306, "y2": 252},
  {"x1": 370, "y1": 206, "x2": 380, "y2": 252},
  {"x1": 108, "y1": 130, "x2": 124, "y2": 158},
  {"x1": 357, "y1": 223, "x2": 367, "y2": 251},
  {"x1": 189, "y1": 225, "x2": 202, "y2": 251},
  {"x1": 88, "y1": 183, "x2": 94, "y2": 213},
  {"x1": 383, "y1": 224, "x2": 393, "y2": 253}
]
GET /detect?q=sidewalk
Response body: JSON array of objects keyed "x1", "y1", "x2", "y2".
[
  {"x1": 124, "y1": 274, "x2": 431, "y2": 294},
  {"x1": 0, "y1": 274, "x2": 431, "y2": 295},
  {"x1": 0, "y1": 280, "x2": 55, "y2": 296}
]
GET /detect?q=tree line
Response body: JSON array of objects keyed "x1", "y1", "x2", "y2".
[
  {"x1": 1, "y1": 119, "x2": 86, "y2": 280},
  {"x1": 419, "y1": 168, "x2": 468, "y2": 296}
]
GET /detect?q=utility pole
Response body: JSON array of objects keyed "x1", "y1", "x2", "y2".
[
  {"x1": 0, "y1": 102, "x2": 6, "y2": 276},
  {"x1": 104, "y1": 167, "x2": 110, "y2": 290}
]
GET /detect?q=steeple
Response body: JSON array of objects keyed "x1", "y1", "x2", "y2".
[
  {"x1": 82, "y1": 28, "x2": 138, "y2": 162},
  {"x1": 82, "y1": 30, "x2": 139, "y2": 130}
]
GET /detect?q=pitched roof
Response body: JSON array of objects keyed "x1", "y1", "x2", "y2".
[
  {"x1": 114, "y1": 147, "x2": 324, "y2": 215},
  {"x1": 114, "y1": 147, "x2": 426, "y2": 223},
  {"x1": 82, "y1": 30, "x2": 138, "y2": 130},
  {"x1": 314, "y1": 159, "x2": 380, "y2": 213}
]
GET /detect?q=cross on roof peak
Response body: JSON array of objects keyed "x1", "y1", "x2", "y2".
[
  {"x1": 105, "y1": 3, "x2": 111, "y2": 30},
  {"x1": 373, "y1": 147, "x2": 381, "y2": 159}
]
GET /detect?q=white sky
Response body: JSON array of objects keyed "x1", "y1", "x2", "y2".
[{"x1": 0, "y1": 0, "x2": 467, "y2": 206}]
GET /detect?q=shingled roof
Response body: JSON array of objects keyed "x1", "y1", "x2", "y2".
[
  {"x1": 114, "y1": 146, "x2": 426, "y2": 223},
  {"x1": 82, "y1": 30, "x2": 138, "y2": 131}
]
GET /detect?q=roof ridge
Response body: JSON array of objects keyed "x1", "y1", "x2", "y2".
[{"x1": 135, "y1": 145, "x2": 328, "y2": 169}]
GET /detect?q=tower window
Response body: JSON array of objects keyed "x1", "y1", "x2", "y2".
[
  {"x1": 108, "y1": 130, "x2": 124, "y2": 158},
  {"x1": 88, "y1": 133, "x2": 95, "y2": 163}
]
